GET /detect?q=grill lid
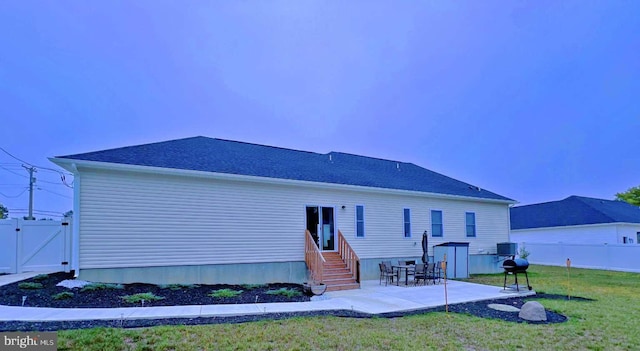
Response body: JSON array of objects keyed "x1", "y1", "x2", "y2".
[{"x1": 503, "y1": 258, "x2": 529, "y2": 272}]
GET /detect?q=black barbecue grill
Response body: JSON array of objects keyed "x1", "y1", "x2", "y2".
[{"x1": 502, "y1": 258, "x2": 532, "y2": 291}]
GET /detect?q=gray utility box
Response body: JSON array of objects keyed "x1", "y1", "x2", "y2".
[{"x1": 433, "y1": 242, "x2": 469, "y2": 279}]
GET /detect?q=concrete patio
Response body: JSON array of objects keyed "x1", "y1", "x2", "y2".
[{"x1": 0, "y1": 273, "x2": 534, "y2": 322}]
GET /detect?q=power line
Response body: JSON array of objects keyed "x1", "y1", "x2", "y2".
[
  {"x1": 0, "y1": 146, "x2": 73, "y2": 176},
  {"x1": 7, "y1": 210, "x2": 66, "y2": 218},
  {"x1": 0, "y1": 164, "x2": 23, "y2": 169},
  {"x1": 1, "y1": 167, "x2": 65, "y2": 184},
  {"x1": 0, "y1": 161, "x2": 73, "y2": 188},
  {"x1": 0, "y1": 148, "x2": 74, "y2": 218},
  {"x1": 37, "y1": 187, "x2": 73, "y2": 199},
  {"x1": 37, "y1": 178, "x2": 68, "y2": 186},
  {"x1": 0, "y1": 165, "x2": 28, "y2": 178},
  {"x1": 0, "y1": 188, "x2": 29, "y2": 198},
  {"x1": 8, "y1": 209, "x2": 66, "y2": 214},
  {"x1": 0, "y1": 147, "x2": 31, "y2": 164}
]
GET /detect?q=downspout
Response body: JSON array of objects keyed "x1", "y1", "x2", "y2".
[
  {"x1": 507, "y1": 204, "x2": 513, "y2": 243},
  {"x1": 70, "y1": 163, "x2": 81, "y2": 278}
]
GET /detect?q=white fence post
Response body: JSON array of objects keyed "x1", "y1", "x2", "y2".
[{"x1": 0, "y1": 219, "x2": 18, "y2": 273}]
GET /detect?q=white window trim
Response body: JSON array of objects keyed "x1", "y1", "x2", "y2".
[
  {"x1": 465, "y1": 211, "x2": 477, "y2": 238},
  {"x1": 355, "y1": 204, "x2": 365, "y2": 238},
  {"x1": 403, "y1": 208, "x2": 412, "y2": 238},
  {"x1": 431, "y1": 209, "x2": 444, "y2": 238},
  {"x1": 304, "y1": 204, "x2": 339, "y2": 251}
]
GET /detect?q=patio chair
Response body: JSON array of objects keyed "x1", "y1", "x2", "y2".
[
  {"x1": 413, "y1": 263, "x2": 427, "y2": 286},
  {"x1": 433, "y1": 261, "x2": 444, "y2": 284},
  {"x1": 380, "y1": 262, "x2": 396, "y2": 286},
  {"x1": 383, "y1": 260, "x2": 394, "y2": 273},
  {"x1": 379, "y1": 263, "x2": 390, "y2": 285},
  {"x1": 426, "y1": 263, "x2": 437, "y2": 285}
]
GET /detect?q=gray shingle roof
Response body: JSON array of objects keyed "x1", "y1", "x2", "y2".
[
  {"x1": 510, "y1": 195, "x2": 640, "y2": 230},
  {"x1": 57, "y1": 136, "x2": 513, "y2": 202}
]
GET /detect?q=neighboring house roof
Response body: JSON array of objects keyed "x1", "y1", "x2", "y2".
[
  {"x1": 510, "y1": 195, "x2": 640, "y2": 230},
  {"x1": 55, "y1": 136, "x2": 513, "y2": 202}
]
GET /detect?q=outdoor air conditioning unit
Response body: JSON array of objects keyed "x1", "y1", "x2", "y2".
[{"x1": 497, "y1": 242, "x2": 517, "y2": 257}]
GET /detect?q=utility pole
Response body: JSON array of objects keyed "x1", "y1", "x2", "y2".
[{"x1": 22, "y1": 165, "x2": 36, "y2": 220}]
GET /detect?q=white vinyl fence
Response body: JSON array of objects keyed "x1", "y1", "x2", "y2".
[
  {"x1": 0, "y1": 218, "x2": 72, "y2": 274},
  {"x1": 521, "y1": 242, "x2": 640, "y2": 273}
]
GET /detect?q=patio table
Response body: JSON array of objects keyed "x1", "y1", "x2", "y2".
[{"x1": 392, "y1": 264, "x2": 415, "y2": 285}]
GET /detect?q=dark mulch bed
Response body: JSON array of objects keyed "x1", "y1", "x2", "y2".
[
  {"x1": 0, "y1": 272, "x2": 309, "y2": 308},
  {"x1": 0, "y1": 273, "x2": 591, "y2": 331},
  {"x1": 380, "y1": 292, "x2": 592, "y2": 324}
]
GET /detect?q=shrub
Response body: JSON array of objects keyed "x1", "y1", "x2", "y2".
[
  {"x1": 32, "y1": 274, "x2": 49, "y2": 281},
  {"x1": 208, "y1": 289, "x2": 243, "y2": 298},
  {"x1": 18, "y1": 282, "x2": 43, "y2": 290},
  {"x1": 266, "y1": 288, "x2": 302, "y2": 298},
  {"x1": 121, "y1": 292, "x2": 165, "y2": 304},
  {"x1": 241, "y1": 284, "x2": 267, "y2": 290},
  {"x1": 518, "y1": 245, "x2": 530, "y2": 260},
  {"x1": 52, "y1": 292, "x2": 74, "y2": 300},
  {"x1": 158, "y1": 284, "x2": 200, "y2": 290},
  {"x1": 81, "y1": 283, "x2": 124, "y2": 292}
]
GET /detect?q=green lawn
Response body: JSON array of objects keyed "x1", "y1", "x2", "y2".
[{"x1": 57, "y1": 265, "x2": 640, "y2": 351}]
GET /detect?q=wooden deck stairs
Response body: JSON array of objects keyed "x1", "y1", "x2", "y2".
[
  {"x1": 305, "y1": 230, "x2": 360, "y2": 293},
  {"x1": 321, "y1": 252, "x2": 360, "y2": 292}
]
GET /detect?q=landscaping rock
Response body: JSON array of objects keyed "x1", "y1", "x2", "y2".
[
  {"x1": 57, "y1": 279, "x2": 91, "y2": 289},
  {"x1": 518, "y1": 301, "x2": 547, "y2": 321},
  {"x1": 488, "y1": 303, "x2": 520, "y2": 312}
]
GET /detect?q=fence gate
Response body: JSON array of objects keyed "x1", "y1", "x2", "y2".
[{"x1": 0, "y1": 218, "x2": 72, "y2": 274}]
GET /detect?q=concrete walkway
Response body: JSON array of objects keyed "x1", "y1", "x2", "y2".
[{"x1": 0, "y1": 274, "x2": 534, "y2": 322}]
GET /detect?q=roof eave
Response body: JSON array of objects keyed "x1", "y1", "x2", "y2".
[
  {"x1": 511, "y1": 221, "x2": 640, "y2": 231},
  {"x1": 49, "y1": 158, "x2": 516, "y2": 205}
]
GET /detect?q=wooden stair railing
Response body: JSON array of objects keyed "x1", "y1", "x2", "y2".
[
  {"x1": 305, "y1": 230, "x2": 325, "y2": 283},
  {"x1": 337, "y1": 230, "x2": 360, "y2": 284}
]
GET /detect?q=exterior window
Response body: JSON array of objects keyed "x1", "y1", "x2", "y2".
[
  {"x1": 356, "y1": 205, "x2": 365, "y2": 238},
  {"x1": 466, "y1": 212, "x2": 476, "y2": 237},
  {"x1": 431, "y1": 210, "x2": 443, "y2": 237},
  {"x1": 403, "y1": 208, "x2": 411, "y2": 238}
]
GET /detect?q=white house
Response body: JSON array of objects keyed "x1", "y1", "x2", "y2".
[
  {"x1": 50, "y1": 136, "x2": 515, "y2": 290},
  {"x1": 510, "y1": 196, "x2": 640, "y2": 245}
]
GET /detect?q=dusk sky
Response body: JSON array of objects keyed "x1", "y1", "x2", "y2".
[{"x1": 1, "y1": 1, "x2": 639, "y2": 218}]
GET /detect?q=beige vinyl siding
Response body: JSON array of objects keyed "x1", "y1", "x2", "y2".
[
  {"x1": 78, "y1": 169, "x2": 306, "y2": 269},
  {"x1": 77, "y1": 167, "x2": 510, "y2": 269},
  {"x1": 338, "y1": 196, "x2": 510, "y2": 257}
]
